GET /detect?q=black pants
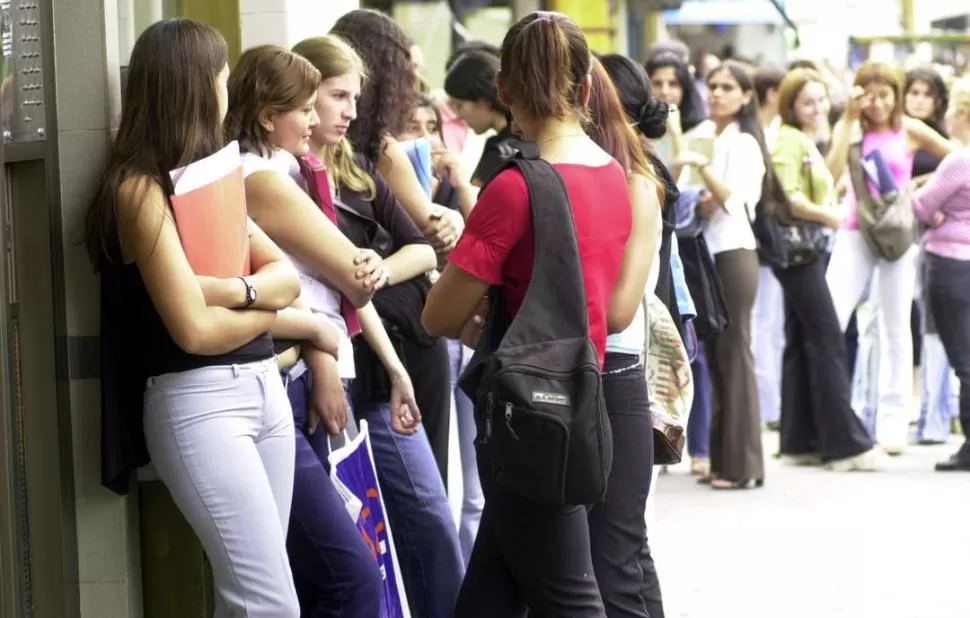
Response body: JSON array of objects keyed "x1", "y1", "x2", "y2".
[
  {"x1": 402, "y1": 336, "x2": 452, "y2": 487},
  {"x1": 926, "y1": 253, "x2": 970, "y2": 461},
  {"x1": 589, "y1": 353, "x2": 664, "y2": 618},
  {"x1": 776, "y1": 257, "x2": 873, "y2": 461},
  {"x1": 455, "y1": 403, "x2": 607, "y2": 617}
]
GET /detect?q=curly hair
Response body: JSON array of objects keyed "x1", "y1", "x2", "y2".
[{"x1": 330, "y1": 9, "x2": 419, "y2": 162}]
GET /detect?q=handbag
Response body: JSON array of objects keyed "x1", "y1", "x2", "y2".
[
  {"x1": 676, "y1": 233, "x2": 729, "y2": 339},
  {"x1": 642, "y1": 295, "x2": 693, "y2": 465},
  {"x1": 753, "y1": 154, "x2": 828, "y2": 269},
  {"x1": 328, "y1": 421, "x2": 411, "y2": 618},
  {"x1": 848, "y1": 143, "x2": 915, "y2": 262}
]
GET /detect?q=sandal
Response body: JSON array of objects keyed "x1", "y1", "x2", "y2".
[
  {"x1": 710, "y1": 478, "x2": 764, "y2": 490},
  {"x1": 690, "y1": 457, "x2": 710, "y2": 477}
]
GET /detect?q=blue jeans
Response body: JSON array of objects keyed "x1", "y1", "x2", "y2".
[
  {"x1": 353, "y1": 396, "x2": 464, "y2": 617},
  {"x1": 687, "y1": 340, "x2": 712, "y2": 459},
  {"x1": 918, "y1": 333, "x2": 956, "y2": 443},
  {"x1": 285, "y1": 368, "x2": 383, "y2": 617}
]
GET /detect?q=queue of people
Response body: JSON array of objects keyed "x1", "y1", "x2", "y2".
[{"x1": 88, "y1": 9, "x2": 969, "y2": 618}]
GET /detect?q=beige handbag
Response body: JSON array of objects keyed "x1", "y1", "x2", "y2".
[{"x1": 643, "y1": 294, "x2": 694, "y2": 465}]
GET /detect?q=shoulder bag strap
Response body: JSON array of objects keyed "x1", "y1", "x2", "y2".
[{"x1": 499, "y1": 142, "x2": 590, "y2": 346}]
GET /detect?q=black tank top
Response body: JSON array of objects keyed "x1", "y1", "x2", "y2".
[{"x1": 101, "y1": 257, "x2": 273, "y2": 379}]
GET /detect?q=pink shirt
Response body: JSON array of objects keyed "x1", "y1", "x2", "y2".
[
  {"x1": 912, "y1": 148, "x2": 970, "y2": 261},
  {"x1": 434, "y1": 95, "x2": 469, "y2": 154},
  {"x1": 844, "y1": 128, "x2": 913, "y2": 230}
]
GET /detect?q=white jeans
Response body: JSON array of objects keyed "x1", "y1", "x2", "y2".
[
  {"x1": 751, "y1": 265, "x2": 785, "y2": 424},
  {"x1": 826, "y1": 229, "x2": 919, "y2": 448},
  {"x1": 143, "y1": 358, "x2": 299, "y2": 617},
  {"x1": 448, "y1": 339, "x2": 484, "y2": 566}
]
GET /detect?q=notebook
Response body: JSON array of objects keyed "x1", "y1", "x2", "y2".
[{"x1": 169, "y1": 141, "x2": 251, "y2": 277}]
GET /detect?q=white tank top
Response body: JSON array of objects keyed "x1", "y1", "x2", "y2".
[
  {"x1": 605, "y1": 233, "x2": 662, "y2": 358},
  {"x1": 242, "y1": 150, "x2": 356, "y2": 378}
]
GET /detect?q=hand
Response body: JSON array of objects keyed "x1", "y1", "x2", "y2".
[
  {"x1": 666, "y1": 104, "x2": 682, "y2": 136},
  {"x1": 431, "y1": 147, "x2": 467, "y2": 183},
  {"x1": 695, "y1": 190, "x2": 718, "y2": 219},
  {"x1": 673, "y1": 151, "x2": 709, "y2": 169},
  {"x1": 929, "y1": 211, "x2": 946, "y2": 228},
  {"x1": 308, "y1": 353, "x2": 349, "y2": 436},
  {"x1": 354, "y1": 249, "x2": 387, "y2": 291},
  {"x1": 459, "y1": 296, "x2": 489, "y2": 349},
  {"x1": 844, "y1": 86, "x2": 869, "y2": 122},
  {"x1": 425, "y1": 205, "x2": 464, "y2": 253},
  {"x1": 309, "y1": 315, "x2": 341, "y2": 357},
  {"x1": 389, "y1": 372, "x2": 421, "y2": 435}
]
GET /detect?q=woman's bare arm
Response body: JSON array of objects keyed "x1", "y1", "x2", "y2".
[
  {"x1": 119, "y1": 176, "x2": 277, "y2": 355},
  {"x1": 245, "y1": 171, "x2": 381, "y2": 308},
  {"x1": 607, "y1": 174, "x2": 661, "y2": 334}
]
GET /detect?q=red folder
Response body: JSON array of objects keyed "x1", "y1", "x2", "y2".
[{"x1": 169, "y1": 141, "x2": 251, "y2": 277}]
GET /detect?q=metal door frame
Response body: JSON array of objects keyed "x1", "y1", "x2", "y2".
[{"x1": 0, "y1": 0, "x2": 79, "y2": 616}]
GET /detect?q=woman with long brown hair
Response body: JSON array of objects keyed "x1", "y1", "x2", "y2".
[
  {"x1": 290, "y1": 35, "x2": 464, "y2": 615},
  {"x1": 223, "y1": 45, "x2": 427, "y2": 616},
  {"x1": 585, "y1": 55, "x2": 665, "y2": 618},
  {"x1": 331, "y1": 9, "x2": 464, "y2": 484},
  {"x1": 769, "y1": 68, "x2": 878, "y2": 470},
  {"x1": 88, "y1": 20, "x2": 305, "y2": 615},
  {"x1": 422, "y1": 11, "x2": 646, "y2": 616},
  {"x1": 825, "y1": 60, "x2": 954, "y2": 456}
]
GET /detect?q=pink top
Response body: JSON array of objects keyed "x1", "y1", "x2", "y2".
[
  {"x1": 434, "y1": 95, "x2": 469, "y2": 154},
  {"x1": 912, "y1": 148, "x2": 970, "y2": 261},
  {"x1": 844, "y1": 128, "x2": 913, "y2": 230}
]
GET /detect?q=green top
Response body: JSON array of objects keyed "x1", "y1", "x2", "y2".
[{"x1": 771, "y1": 124, "x2": 834, "y2": 208}]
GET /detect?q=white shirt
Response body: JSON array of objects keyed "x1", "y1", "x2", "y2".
[
  {"x1": 697, "y1": 122, "x2": 765, "y2": 255},
  {"x1": 242, "y1": 150, "x2": 356, "y2": 379}
]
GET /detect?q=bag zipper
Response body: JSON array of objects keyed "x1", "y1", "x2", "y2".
[{"x1": 504, "y1": 403, "x2": 520, "y2": 440}]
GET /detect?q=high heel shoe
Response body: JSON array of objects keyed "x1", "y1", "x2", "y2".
[{"x1": 710, "y1": 478, "x2": 764, "y2": 490}]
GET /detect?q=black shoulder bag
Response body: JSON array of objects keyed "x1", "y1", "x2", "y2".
[{"x1": 458, "y1": 143, "x2": 612, "y2": 507}]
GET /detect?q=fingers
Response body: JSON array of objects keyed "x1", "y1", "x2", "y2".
[{"x1": 307, "y1": 408, "x2": 320, "y2": 435}]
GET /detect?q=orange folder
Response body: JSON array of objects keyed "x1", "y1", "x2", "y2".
[{"x1": 169, "y1": 141, "x2": 251, "y2": 277}]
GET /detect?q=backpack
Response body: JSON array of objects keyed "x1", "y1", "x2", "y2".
[
  {"x1": 848, "y1": 142, "x2": 915, "y2": 262},
  {"x1": 458, "y1": 142, "x2": 613, "y2": 507}
]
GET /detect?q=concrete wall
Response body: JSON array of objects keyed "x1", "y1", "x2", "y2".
[
  {"x1": 239, "y1": 0, "x2": 359, "y2": 52},
  {"x1": 50, "y1": 0, "x2": 144, "y2": 615}
]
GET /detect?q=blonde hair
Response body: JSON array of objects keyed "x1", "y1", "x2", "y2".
[{"x1": 292, "y1": 35, "x2": 375, "y2": 200}]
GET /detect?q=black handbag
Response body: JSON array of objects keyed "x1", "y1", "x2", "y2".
[
  {"x1": 677, "y1": 234, "x2": 729, "y2": 339},
  {"x1": 754, "y1": 152, "x2": 828, "y2": 270}
]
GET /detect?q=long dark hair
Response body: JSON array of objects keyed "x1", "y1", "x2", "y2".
[
  {"x1": 587, "y1": 56, "x2": 649, "y2": 177},
  {"x1": 905, "y1": 66, "x2": 949, "y2": 136},
  {"x1": 645, "y1": 52, "x2": 706, "y2": 133},
  {"x1": 599, "y1": 53, "x2": 677, "y2": 208},
  {"x1": 330, "y1": 9, "x2": 420, "y2": 162},
  {"x1": 709, "y1": 61, "x2": 788, "y2": 215},
  {"x1": 85, "y1": 19, "x2": 228, "y2": 268}
]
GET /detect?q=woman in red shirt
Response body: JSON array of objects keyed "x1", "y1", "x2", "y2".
[{"x1": 422, "y1": 11, "x2": 643, "y2": 617}]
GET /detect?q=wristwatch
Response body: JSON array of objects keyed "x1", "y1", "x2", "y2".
[{"x1": 239, "y1": 277, "x2": 257, "y2": 308}]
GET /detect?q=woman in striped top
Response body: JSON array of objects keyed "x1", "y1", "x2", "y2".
[{"x1": 911, "y1": 76, "x2": 970, "y2": 472}]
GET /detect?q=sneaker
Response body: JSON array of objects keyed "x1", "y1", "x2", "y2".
[{"x1": 825, "y1": 448, "x2": 886, "y2": 472}]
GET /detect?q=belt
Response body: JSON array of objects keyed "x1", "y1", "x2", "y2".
[{"x1": 280, "y1": 359, "x2": 308, "y2": 388}]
